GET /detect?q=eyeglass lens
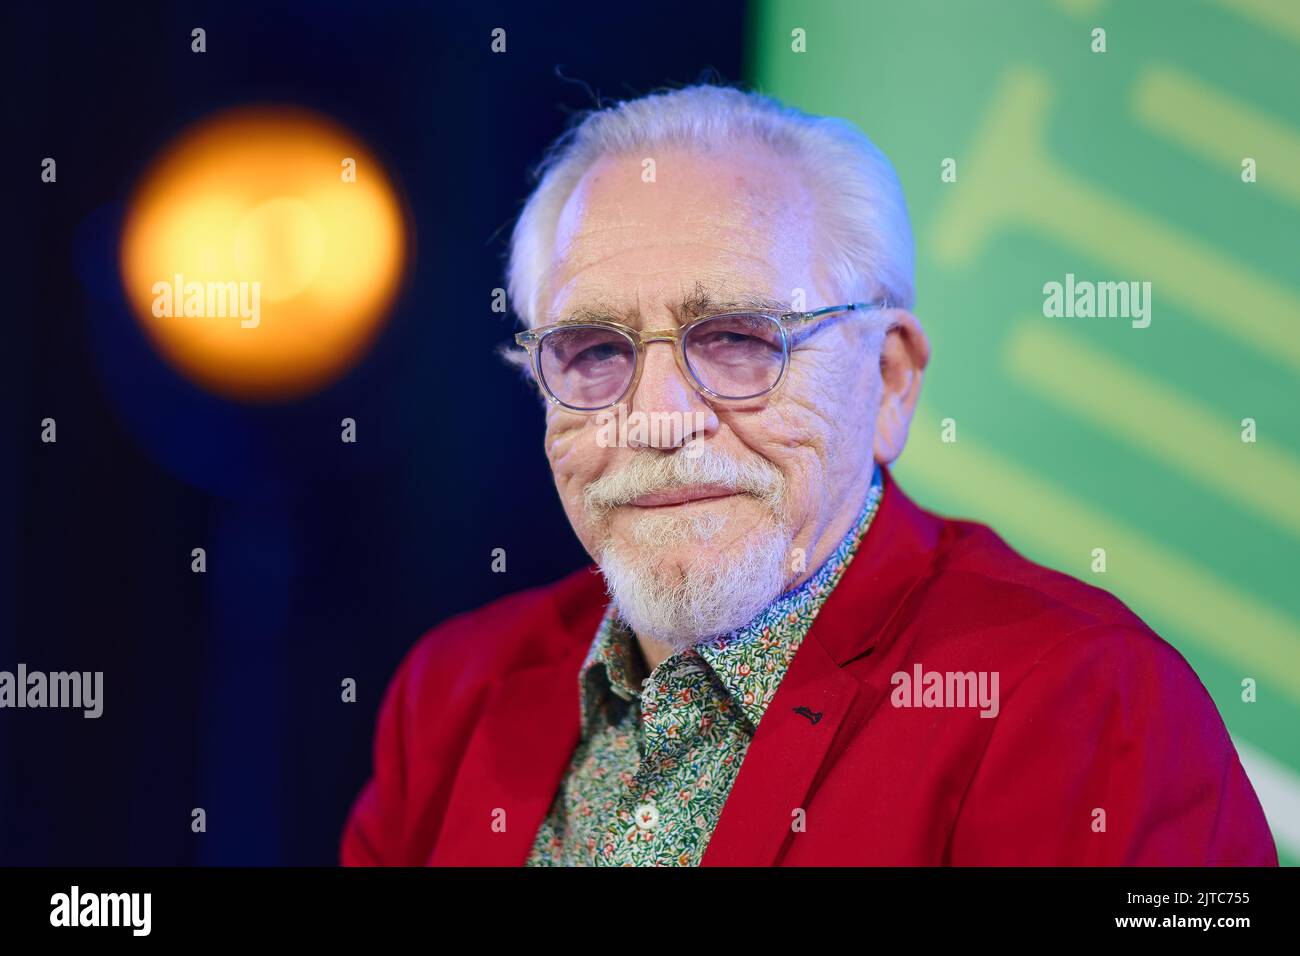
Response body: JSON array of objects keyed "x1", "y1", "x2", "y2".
[{"x1": 537, "y1": 313, "x2": 786, "y2": 409}]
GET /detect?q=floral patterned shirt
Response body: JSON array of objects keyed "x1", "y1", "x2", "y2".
[{"x1": 525, "y1": 467, "x2": 884, "y2": 866}]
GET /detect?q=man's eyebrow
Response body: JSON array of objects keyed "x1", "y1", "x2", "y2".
[
  {"x1": 679, "y1": 286, "x2": 791, "y2": 319},
  {"x1": 550, "y1": 303, "x2": 633, "y2": 324},
  {"x1": 545, "y1": 288, "x2": 792, "y2": 326}
]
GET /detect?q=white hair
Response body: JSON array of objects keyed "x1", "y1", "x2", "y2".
[{"x1": 506, "y1": 83, "x2": 915, "y2": 328}]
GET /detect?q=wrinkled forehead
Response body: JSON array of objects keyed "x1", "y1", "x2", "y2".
[{"x1": 541, "y1": 144, "x2": 824, "y2": 326}]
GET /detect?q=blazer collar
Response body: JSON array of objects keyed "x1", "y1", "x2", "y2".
[{"x1": 804, "y1": 465, "x2": 944, "y2": 666}]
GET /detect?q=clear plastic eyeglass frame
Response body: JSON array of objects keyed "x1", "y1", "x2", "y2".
[{"x1": 513, "y1": 299, "x2": 892, "y2": 413}]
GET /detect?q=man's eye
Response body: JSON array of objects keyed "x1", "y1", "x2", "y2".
[
  {"x1": 712, "y1": 331, "x2": 760, "y2": 345},
  {"x1": 693, "y1": 330, "x2": 780, "y2": 354},
  {"x1": 573, "y1": 343, "x2": 624, "y2": 364}
]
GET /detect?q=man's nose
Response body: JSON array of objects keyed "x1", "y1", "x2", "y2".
[{"x1": 625, "y1": 341, "x2": 718, "y2": 449}]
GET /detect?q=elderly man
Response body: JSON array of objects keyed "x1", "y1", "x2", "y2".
[{"x1": 341, "y1": 85, "x2": 1275, "y2": 866}]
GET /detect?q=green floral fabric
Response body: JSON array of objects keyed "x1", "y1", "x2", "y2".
[{"x1": 526, "y1": 467, "x2": 883, "y2": 866}]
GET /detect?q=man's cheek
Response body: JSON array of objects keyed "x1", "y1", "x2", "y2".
[
  {"x1": 544, "y1": 419, "x2": 585, "y2": 471},
  {"x1": 739, "y1": 404, "x2": 829, "y2": 463},
  {"x1": 548, "y1": 425, "x2": 608, "y2": 498}
]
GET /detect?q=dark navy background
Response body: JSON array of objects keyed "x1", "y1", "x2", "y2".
[{"x1": 3, "y1": 0, "x2": 746, "y2": 865}]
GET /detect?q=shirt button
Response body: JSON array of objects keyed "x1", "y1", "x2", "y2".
[{"x1": 634, "y1": 802, "x2": 659, "y2": 830}]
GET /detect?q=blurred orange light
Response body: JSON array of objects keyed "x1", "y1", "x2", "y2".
[{"x1": 120, "y1": 105, "x2": 407, "y2": 400}]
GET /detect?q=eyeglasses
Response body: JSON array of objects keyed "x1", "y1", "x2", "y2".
[{"x1": 513, "y1": 300, "x2": 892, "y2": 413}]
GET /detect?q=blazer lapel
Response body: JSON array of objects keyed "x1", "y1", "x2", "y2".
[
  {"x1": 702, "y1": 633, "x2": 867, "y2": 866},
  {"x1": 428, "y1": 649, "x2": 585, "y2": 866},
  {"x1": 702, "y1": 468, "x2": 940, "y2": 866}
]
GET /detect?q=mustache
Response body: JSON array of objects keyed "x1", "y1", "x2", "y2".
[{"x1": 583, "y1": 446, "x2": 786, "y2": 520}]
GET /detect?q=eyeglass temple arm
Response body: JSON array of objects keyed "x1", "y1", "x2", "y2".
[{"x1": 784, "y1": 298, "x2": 891, "y2": 323}]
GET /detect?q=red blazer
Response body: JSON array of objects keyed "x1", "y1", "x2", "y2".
[{"x1": 341, "y1": 469, "x2": 1277, "y2": 866}]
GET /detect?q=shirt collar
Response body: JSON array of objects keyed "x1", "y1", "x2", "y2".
[{"x1": 579, "y1": 465, "x2": 884, "y2": 734}]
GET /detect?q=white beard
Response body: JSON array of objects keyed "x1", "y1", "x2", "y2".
[
  {"x1": 596, "y1": 506, "x2": 794, "y2": 654},
  {"x1": 583, "y1": 445, "x2": 793, "y2": 653}
]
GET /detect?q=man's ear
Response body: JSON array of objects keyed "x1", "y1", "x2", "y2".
[{"x1": 873, "y1": 310, "x2": 930, "y2": 465}]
